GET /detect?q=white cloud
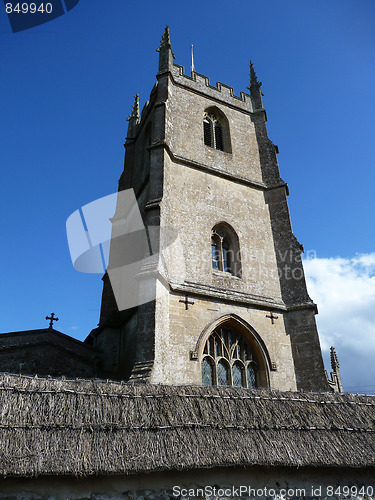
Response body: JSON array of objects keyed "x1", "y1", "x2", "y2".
[{"x1": 303, "y1": 253, "x2": 375, "y2": 394}]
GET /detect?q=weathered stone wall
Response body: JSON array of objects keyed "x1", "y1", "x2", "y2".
[
  {"x1": 154, "y1": 150, "x2": 297, "y2": 387},
  {"x1": 161, "y1": 158, "x2": 282, "y2": 299},
  {"x1": 152, "y1": 291, "x2": 296, "y2": 390},
  {"x1": 168, "y1": 68, "x2": 262, "y2": 183}
]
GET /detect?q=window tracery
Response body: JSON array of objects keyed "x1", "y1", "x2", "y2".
[
  {"x1": 201, "y1": 325, "x2": 259, "y2": 388},
  {"x1": 203, "y1": 109, "x2": 231, "y2": 152},
  {"x1": 203, "y1": 112, "x2": 224, "y2": 150}
]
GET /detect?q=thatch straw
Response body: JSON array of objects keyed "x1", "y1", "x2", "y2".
[{"x1": 0, "y1": 373, "x2": 374, "y2": 478}]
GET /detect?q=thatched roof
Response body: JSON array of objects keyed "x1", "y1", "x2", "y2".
[{"x1": 0, "y1": 373, "x2": 374, "y2": 478}]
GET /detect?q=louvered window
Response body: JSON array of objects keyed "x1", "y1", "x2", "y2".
[
  {"x1": 204, "y1": 118, "x2": 212, "y2": 146},
  {"x1": 214, "y1": 122, "x2": 223, "y2": 151},
  {"x1": 203, "y1": 112, "x2": 225, "y2": 151}
]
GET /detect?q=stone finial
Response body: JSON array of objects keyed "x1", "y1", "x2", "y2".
[
  {"x1": 126, "y1": 94, "x2": 140, "y2": 142},
  {"x1": 156, "y1": 25, "x2": 175, "y2": 74},
  {"x1": 157, "y1": 25, "x2": 175, "y2": 55},
  {"x1": 127, "y1": 94, "x2": 140, "y2": 121},
  {"x1": 250, "y1": 61, "x2": 261, "y2": 87},
  {"x1": 247, "y1": 60, "x2": 264, "y2": 111},
  {"x1": 326, "y1": 346, "x2": 343, "y2": 393}
]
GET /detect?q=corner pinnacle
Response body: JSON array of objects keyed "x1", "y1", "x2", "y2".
[
  {"x1": 247, "y1": 60, "x2": 264, "y2": 111},
  {"x1": 126, "y1": 94, "x2": 140, "y2": 142},
  {"x1": 248, "y1": 61, "x2": 262, "y2": 89},
  {"x1": 156, "y1": 25, "x2": 175, "y2": 58},
  {"x1": 330, "y1": 346, "x2": 340, "y2": 371},
  {"x1": 127, "y1": 94, "x2": 140, "y2": 122}
]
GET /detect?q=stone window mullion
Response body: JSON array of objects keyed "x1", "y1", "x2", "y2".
[{"x1": 201, "y1": 326, "x2": 259, "y2": 388}]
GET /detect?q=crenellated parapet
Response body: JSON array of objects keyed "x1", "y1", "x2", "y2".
[{"x1": 171, "y1": 63, "x2": 254, "y2": 112}]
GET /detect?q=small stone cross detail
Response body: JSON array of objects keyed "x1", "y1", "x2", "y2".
[
  {"x1": 179, "y1": 294, "x2": 194, "y2": 310},
  {"x1": 45, "y1": 312, "x2": 59, "y2": 329},
  {"x1": 266, "y1": 312, "x2": 278, "y2": 325}
]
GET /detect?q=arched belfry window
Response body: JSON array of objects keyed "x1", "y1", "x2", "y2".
[
  {"x1": 203, "y1": 109, "x2": 231, "y2": 153},
  {"x1": 211, "y1": 224, "x2": 241, "y2": 277},
  {"x1": 201, "y1": 324, "x2": 262, "y2": 388}
]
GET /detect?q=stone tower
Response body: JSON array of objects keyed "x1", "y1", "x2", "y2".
[{"x1": 88, "y1": 27, "x2": 329, "y2": 392}]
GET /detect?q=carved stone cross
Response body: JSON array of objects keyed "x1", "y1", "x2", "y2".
[
  {"x1": 266, "y1": 312, "x2": 278, "y2": 325},
  {"x1": 179, "y1": 294, "x2": 194, "y2": 310}
]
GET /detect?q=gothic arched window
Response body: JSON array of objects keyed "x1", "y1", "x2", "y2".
[
  {"x1": 201, "y1": 325, "x2": 260, "y2": 388},
  {"x1": 211, "y1": 224, "x2": 241, "y2": 277},
  {"x1": 203, "y1": 109, "x2": 231, "y2": 152}
]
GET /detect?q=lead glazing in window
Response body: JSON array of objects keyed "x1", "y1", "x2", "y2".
[
  {"x1": 202, "y1": 357, "x2": 214, "y2": 387},
  {"x1": 247, "y1": 364, "x2": 257, "y2": 389},
  {"x1": 201, "y1": 326, "x2": 259, "y2": 388},
  {"x1": 217, "y1": 360, "x2": 230, "y2": 386},
  {"x1": 232, "y1": 362, "x2": 244, "y2": 387}
]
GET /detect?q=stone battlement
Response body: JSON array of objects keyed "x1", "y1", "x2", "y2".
[{"x1": 171, "y1": 63, "x2": 254, "y2": 112}]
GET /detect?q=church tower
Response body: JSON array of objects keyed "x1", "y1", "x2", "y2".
[{"x1": 90, "y1": 27, "x2": 329, "y2": 392}]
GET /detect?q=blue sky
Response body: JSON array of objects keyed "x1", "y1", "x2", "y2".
[{"x1": 1, "y1": 1, "x2": 375, "y2": 392}]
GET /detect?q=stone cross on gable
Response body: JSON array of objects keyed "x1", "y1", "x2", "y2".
[{"x1": 45, "y1": 312, "x2": 59, "y2": 329}]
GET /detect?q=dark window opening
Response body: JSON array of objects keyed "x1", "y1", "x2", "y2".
[
  {"x1": 203, "y1": 112, "x2": 227, "y2": 152},
  {"x1": 204, "y1": 118, "x2": 212, "y2": 147},
  {"x1": 214, "y1": 122, "x2": 224, "y2": 151}
]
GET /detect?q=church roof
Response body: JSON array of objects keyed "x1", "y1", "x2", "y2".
[
  {"x1": 0, "y1": 328, "x2": 98, "y2": 352},
  {"x1": 0, "y1": 373, "x2": 374, "y2": 478},
  {"x1": 0, "y1": 329, "x2": 99, "y2": 379}
]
